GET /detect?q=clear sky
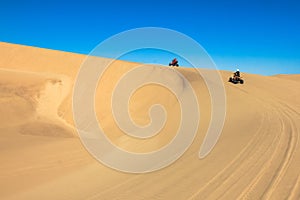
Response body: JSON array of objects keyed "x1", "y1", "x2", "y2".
[{"x1": 1, "y1": 0, "x2": 299, "y2": 75}]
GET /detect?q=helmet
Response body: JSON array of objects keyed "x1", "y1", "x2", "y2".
[{"x1": 237, "y1": 69, "x2": 239, "y2": 71}]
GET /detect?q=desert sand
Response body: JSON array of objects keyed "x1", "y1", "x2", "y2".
[{"x1": 0, "y1": 42, "x2": 299, "y2": 200}]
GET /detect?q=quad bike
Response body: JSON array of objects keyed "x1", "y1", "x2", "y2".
[
  {"x1": 169, "y1": 59, "x2": 179, "y2": 67},
  {"x1": 229, "y1": 76, "x2": 244, "y2": 84}
]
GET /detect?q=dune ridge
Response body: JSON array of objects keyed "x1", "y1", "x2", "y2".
[{"x1": 0, "y1": 42, "x2": 299, "y2": 200}]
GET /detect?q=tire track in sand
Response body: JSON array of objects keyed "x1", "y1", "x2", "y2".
[
  {"x1": 237, "y1": 101, "x2": 298, "y2": 200},
  {"x1": 188, "y1": 87, "x2": 282, "y2": 199}
]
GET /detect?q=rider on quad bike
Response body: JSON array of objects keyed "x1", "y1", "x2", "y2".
[
  {"x1": 169, "y1": 58, "x2": 179, "y2": 67},
  {"x1": 234, "y1": 69, "x2": 240, "y2": 78},
  {"x1": 229, "y1": 69, "x2": 244, "y2": 84}
]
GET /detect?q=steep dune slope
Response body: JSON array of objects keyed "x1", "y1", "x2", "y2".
[{"x1": 0, "y1": 42, "x2": 299, "y2": 200}]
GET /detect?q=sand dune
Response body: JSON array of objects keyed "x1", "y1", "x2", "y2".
[
  {"x1": 0, "y1": 42, "x2": 299, "y2": 199},
  {"x1": 274, "y1": 74, "x2": 300, "y2": 82}
]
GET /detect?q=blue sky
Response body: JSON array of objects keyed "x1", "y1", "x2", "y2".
[{"x1": 0, "y1": 0, "x2": 299, "y2": 75}]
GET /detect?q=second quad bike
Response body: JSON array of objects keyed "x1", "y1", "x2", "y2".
[
  {"x1": 229, "y1": 76, "x2": 244, "y2": 84},
  {"x1": 169, "y1": 59, "x2": 179, "y2": 67}
]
